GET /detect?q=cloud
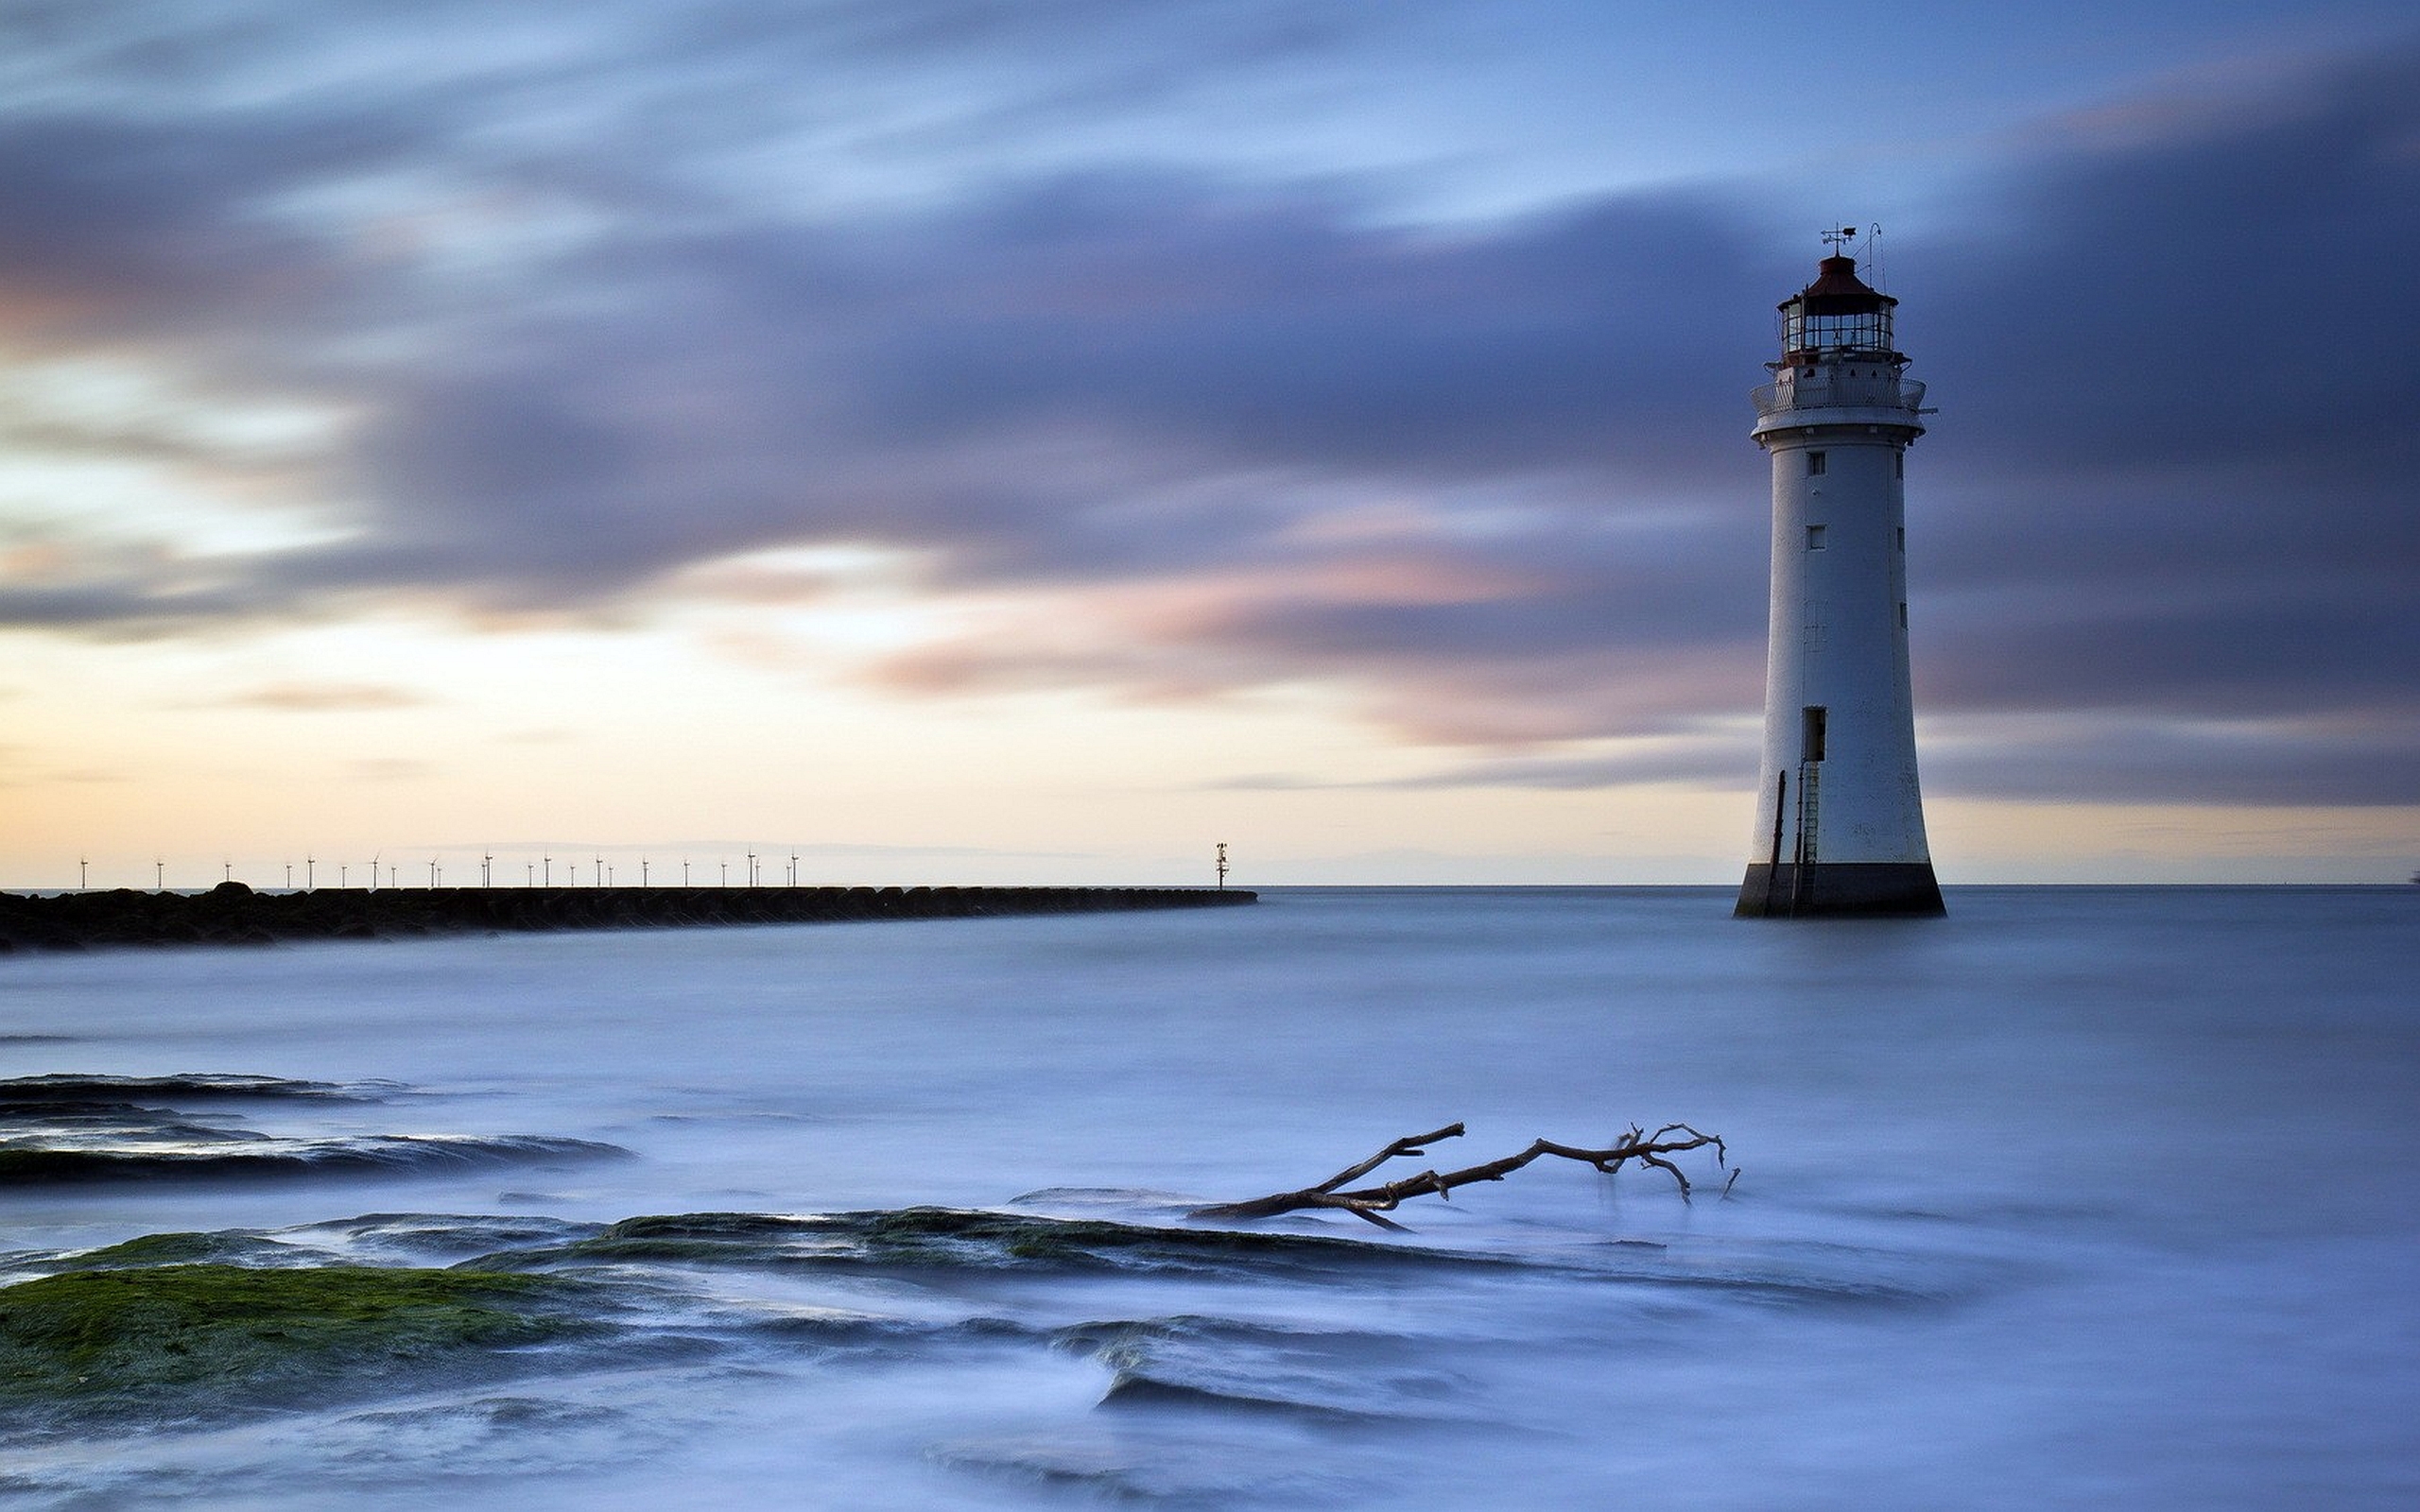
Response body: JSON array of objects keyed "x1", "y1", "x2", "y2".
[
  {"x1": 0, "y1": 10, "x2": 2414, "y2": 808},
  {"x1": 345, "y1": 757, "x2": 434, "y2": 781},
  {"x1": 1923, "y1": 713, "x2": 2420, "y2": 808},
  {"x1": 1218, "y1": 740, "x2": 1742, "y2": 793},
  {"x1": 209, "y1": 680, "x2": 431, "y2": 713},
  {"x1": 1900, "y1": 43, "x2": 2420, "y2": 747},
  {"x1": 1225, "y1": 712, "x2": 2420, "y2": 811}
]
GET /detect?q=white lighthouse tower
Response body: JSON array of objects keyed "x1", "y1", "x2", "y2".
[{"x1": 1736, "y1": 240, "x2": 1945, "y2": 917}]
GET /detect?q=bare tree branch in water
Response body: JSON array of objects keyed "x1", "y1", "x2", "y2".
[{"x1": 1190, "y1": 1122, "x2": 1734, "y2": 1231}]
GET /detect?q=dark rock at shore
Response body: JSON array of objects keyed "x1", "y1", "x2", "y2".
[{"x1": 0, "y1": 884, "x2": 1257, "y2": 954}]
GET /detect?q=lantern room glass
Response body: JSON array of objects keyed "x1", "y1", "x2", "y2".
[{"x1": 1782, "y1": 306, "x2": 1893, "y2": 357}]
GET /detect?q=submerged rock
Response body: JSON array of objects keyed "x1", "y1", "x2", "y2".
[
  {"x1": 0, "y1": 1073, "x2": 371, "y2": 1105},
  {"x1": 512, "y1": 1205, "x2": 1512, "y2": 1279},
  {"x1": 0, "y1": 1075, "x2": 631, "y2": 1192}
]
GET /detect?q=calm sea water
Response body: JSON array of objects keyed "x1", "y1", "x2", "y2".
[{"x1": 3, "y1": 886, "x2": 2414, "y2": 1508}]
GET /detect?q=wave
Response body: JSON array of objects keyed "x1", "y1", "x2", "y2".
[
  {"x1": 452, "y1": 1206, "x2": 1959, "y2": 1317},
  {"x1": 486, "y1": 1206, "x2": 1532, "y2": 1279},
  {"x1": 284, "y1": 1212, "x2": 604, "y2": 1263},
  {"x1": 0, "y1": 1073, "x2": 623, "y2": 1192},
  {"x1": 0, "y1": 1194, "x2": 1989, "y2": 1473},
  {"x1": 0, "y1": 1102, "x2": 262, "y2": 1142},
  {"x1": 0, "y1": 1074, "x2": 400, "y2": 1105},
  {"x1": 1095, "y1": 1369, "x2": 1381, "y2": 1422},
  {"x1": 1065, "y1": 1322, "x2": 1451, "y2": 1426},
  {"x1": 0, "y1": 1135, "x2": 631, "y2": 1188}
]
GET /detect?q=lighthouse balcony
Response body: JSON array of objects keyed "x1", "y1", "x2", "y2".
[{"x1": 1752, "y1": 374, "x2": 1925, "y2": 419}]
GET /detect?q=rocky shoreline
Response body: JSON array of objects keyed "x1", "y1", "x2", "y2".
[{"x1": 0, "y1": 881, "x2": 1257, "y2": 954}]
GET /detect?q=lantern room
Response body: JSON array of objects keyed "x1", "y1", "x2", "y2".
[{"x1": 1778, "y1": 255, "x2": 1901, "y2": 369}]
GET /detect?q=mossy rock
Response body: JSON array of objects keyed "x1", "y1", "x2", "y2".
[
  {"x1": 0, "y1": 1263, "x2": 600, "y2": 1426},
  {"x1": 49, "y1": 1231, "x2": 307, "y2": 1271}
]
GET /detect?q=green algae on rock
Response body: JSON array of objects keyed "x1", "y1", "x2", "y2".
[
  {"x1": 44, "y1": 1230, "x2": 312, "y2": 1271},
  {"x1": 0, "y1": 1263, "x2": 602, "y2": 1425}
]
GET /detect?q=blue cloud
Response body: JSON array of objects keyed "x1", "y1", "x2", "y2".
[{"x1": 0, "y1": 8, "x2": 2412, "y2": 806}]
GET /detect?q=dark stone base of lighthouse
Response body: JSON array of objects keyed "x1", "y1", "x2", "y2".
[{"x1": 1734, "y1": 863, "x2": 1945, "y2": 919}]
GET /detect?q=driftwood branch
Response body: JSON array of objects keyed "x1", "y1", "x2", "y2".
[{"x1": 1190, "y1": 1122, "x2": 1732, "y2": 1230}]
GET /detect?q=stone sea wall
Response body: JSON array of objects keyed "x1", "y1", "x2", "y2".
[{"x1": 0, "y1": 882, "x2": 1256, "y2": 953}]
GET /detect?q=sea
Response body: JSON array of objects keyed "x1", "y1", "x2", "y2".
[{"x1": 2, "y1": 885, "x2": 2414, "y2": 1508}]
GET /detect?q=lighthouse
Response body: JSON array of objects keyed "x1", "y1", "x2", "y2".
[{"x1": 1735, "y1": 242, "x2": 1945, "y2": 918}]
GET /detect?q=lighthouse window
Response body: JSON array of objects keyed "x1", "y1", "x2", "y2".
[
  {"x1": 1894, "y1": 453, "x2": 1904, "y2": 479},
  {"x1": 1898, "y1": 602, "x2": 1909, "y2": 627},
  {"x1": 1801, "y1": 706, "x2": 1827, "y2": 764},
  {"x1": 1806, "y1": 524, "x2": 1827, "y2": 551},
  {"x1": 1806, "y1": 451, "x2": 1827, "y2": 476}
]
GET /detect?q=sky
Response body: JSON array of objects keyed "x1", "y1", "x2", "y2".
[{"x1": 4, "y1": 0, "x2": 2416, "y2": 889}]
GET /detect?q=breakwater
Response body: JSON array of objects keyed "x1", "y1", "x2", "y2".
[{"x1": 0, "y1": 882, "x2": 1256, "y2": 953}]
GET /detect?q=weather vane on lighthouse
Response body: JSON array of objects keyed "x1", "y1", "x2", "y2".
[{"x1": 1735, "y1": 234, "x2": 1945, "y2": 917}]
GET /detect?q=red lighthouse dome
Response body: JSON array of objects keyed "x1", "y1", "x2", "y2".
[{"x1": 1778, "y1": 255, "x2": 1902, "y2": 368}]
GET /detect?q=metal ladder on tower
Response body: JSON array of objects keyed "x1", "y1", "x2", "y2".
[{"x1": 1789, "y1": 760, "x2": 1822, "y2": 911}]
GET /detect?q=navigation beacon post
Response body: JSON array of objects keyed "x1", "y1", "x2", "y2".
[{"x1": 1736, "y1": 244, "x2": 1945, "y2": 918}]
